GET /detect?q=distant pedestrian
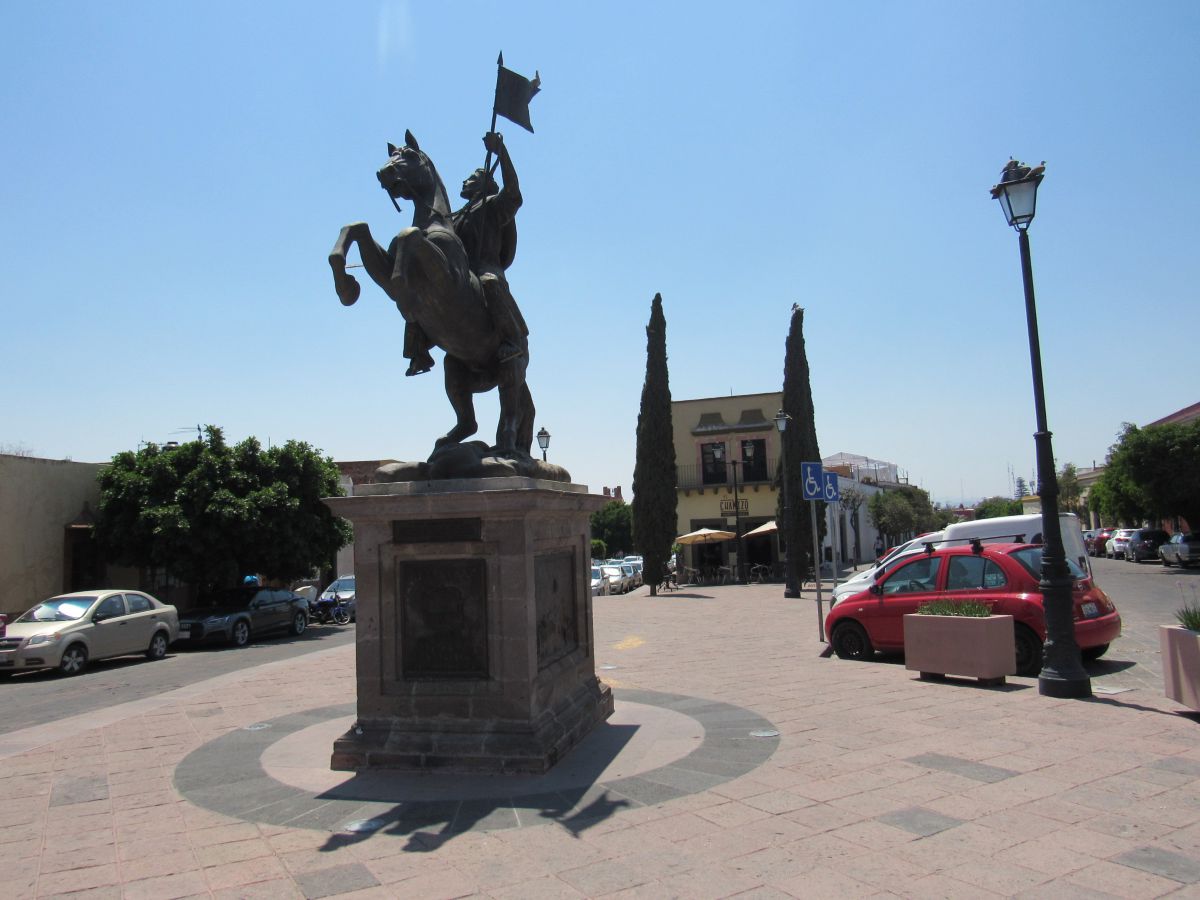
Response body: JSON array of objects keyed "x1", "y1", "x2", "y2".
[{"x1": 873, "y1": 535, "x2": 884, "y2": 561}]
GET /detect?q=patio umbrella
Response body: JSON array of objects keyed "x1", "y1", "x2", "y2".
[
  {"x1": 743, "y1": 520, "x2": 778, "y2": 539},
  {"x1": 675, "y1": 527, "x2": 736, "y2": 545}
]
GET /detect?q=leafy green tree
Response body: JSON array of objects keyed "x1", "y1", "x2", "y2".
[
  {"x1": 976, "y1": 496, "x2": 1023, "y2": 519},
  {"x1": 591, "y1": 500, "x2": 633, "y2": 558},
  {"x1": 631, "y1": 293, "x2": 677, "y2": 595},
  {"x1": 1058, "y1": 463, "x2": 1084, "y2": 518},
  {"x1": 777, "y1": 305, "x2": 823, "y2": 595},
  {"x1": 867, "y1": 491, "x2": 916, "y2": 544},
  {"x1": 1014, "y1": 476, "x2": 1030, "y2": 499},
  {"x1": 94, "y1": 426, "x2": 351, "y2": 594},
  {"x1": 1099, "y1": 421, "x2": 1200, "y2": 527},
  {"x1": 590, "y1": 538, "x2": 608, "y2": 560},
  {"x1": 867, "y1": 485, "x2": 943, "y2": 542}
]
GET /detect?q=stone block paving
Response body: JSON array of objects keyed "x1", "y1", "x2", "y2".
[{"x1": 3, "y1": 579, "x2": 1200, "y2": 897}]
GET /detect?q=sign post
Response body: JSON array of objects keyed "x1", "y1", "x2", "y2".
[{"x1": 800, "y1": 462, "x2": 826, "y2": 640}]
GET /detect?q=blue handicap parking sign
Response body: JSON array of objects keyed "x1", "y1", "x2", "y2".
[
  {"x1": 823, "y1": 471, "x2": 840, "y2": 502},
  {"x1": 801, "y1": 462, "x2": 823, "y2": 500}
]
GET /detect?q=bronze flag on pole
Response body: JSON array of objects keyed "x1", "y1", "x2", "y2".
[{"x1": 493, "y1": 54, "x2": 541, "y2": 133}]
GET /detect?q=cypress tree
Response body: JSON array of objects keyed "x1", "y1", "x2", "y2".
[
  {"x1": 778, "y1": 305, "x2": 823, "y2": 595},
  {"x1": 632, "y1": 293, "x2": 677, "y2": 596}
]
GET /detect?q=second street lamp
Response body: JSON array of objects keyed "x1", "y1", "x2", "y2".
[
  {"x1": 991, "y1": 158, "x2": 1091, "y2": 699},
  {"x1": 536, "y1": 427, "x2": 550, "y2": 462}
]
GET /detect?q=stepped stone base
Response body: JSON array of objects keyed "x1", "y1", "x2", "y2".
[{"x1": 323, "y1": 478, "x2": 612, "y2": 773}]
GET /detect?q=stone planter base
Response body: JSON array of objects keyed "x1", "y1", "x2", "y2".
[
  {"x1": 1161, "y1": 625, "x2": 1200, "y2": 711},
  {"x1": 903, "y1": 614, "x2": 1015, "y2": 685},
  {"x1": 324, "y1": 478, "x2": 613, "y2": 773}
]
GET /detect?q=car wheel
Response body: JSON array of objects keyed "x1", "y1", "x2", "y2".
[
  {"x1": 291, "y1": 611, "x2": 308, "y2": 636},
  {"x1": 1014, "y1": 625, "x2": 1043, "y2": 677},
  {"x1": 231, "y1": 619, "x2": 251, "y2": 647},
  {"x1": 831, "y1": 621, "x2": 874, "y2": 661},
  {"x1": 332, "y1": 607, "x2": 351, "y2": 626},
  {"x1": 58, "y1": 643, "x2": 88, "y2": 676},
  {"x1": 146, "y1": 632, "x2": 169, "y2": 660},
  {"x1": 1082, "y1": 643, "x2": 1109, "y2": 661}
]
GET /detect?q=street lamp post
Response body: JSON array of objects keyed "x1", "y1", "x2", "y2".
[
  {"x1": 536, "y1": 427, "x2": 551, "y2": 462},
  {"x1": 774, "y1": 409, "x2": 799, "y2": 597},
  {"x1": 711, "y1": 443, "x2": 746, "y2": 584},
  {"x1": 991, "y1": 159, "x2": 1091, "y2": 699}
]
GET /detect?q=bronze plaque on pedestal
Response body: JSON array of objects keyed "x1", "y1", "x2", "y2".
[{"x1": 399, "y1": 559, "x2": 488, "y2": 679}]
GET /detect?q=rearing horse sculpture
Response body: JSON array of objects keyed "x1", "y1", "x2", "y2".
[{"x1": 328, "y1": 131, "x2": 535, "y2": 456}]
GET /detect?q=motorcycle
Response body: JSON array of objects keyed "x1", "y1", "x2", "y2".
[{"x1": 309, "y1": 592, "x2": 352, "y2": 626}]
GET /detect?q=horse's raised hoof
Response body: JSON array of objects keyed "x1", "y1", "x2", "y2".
[{"x1": 335, "y1": 274, "x2": 361, "y2": 306}]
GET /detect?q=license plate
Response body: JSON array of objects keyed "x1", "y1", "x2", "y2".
[
  {"x1": 179, "y1": 626, "x2": 190, "y2": 636},
  {"x1": 1081, "y1": 601, "x2": 1099, "y2": 618}
]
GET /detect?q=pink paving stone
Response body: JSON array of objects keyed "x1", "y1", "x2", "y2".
[
  {"x1": 119, "y1": 849, "x2": 202, "y2": 882},
  {"x1": 278, "y1": 845, "x2": 363, "y2": 875},
  {"x1": 186, "y1": 822, "x2": 265, "y2": 848},
  {"x1": 120, "y1": 870, "x2": 211, "y2": 900},
  {"x1": 35, "y1": 862, "x2": 120, "y2": 895},
  {"x1": 654, "y1": 861, "x2": 765, "y2": 899},
  {"x1": 902, "y1": 872, "x2": 1006, "y2": 898},
  {"x1": 628, "y1": 810, "x2": 724, "y2": 843},
  {"x1": 487, "y1": 875, "x2": 588, "y2": 898},
  {"x1": 774, "y1": 862, "x2": 880, "y2": 898},
  {"x1": 369, "y1": 866, "x2": 481, "y2": 898},
  {"x1": 193, "y1": 837, "x2": 273, "y2": 868},
  {"x1": 201, "y1": 854, "x2": 290, "y2": 892},
  {"x1": 1065, "y1": 858, "x2": 1185, "y2": 899},
  {"x1": 994, "y1": 838, "x2": 1097, "y2": 877},
  {"x1": 211, "y1": 876, "x2": 306, "y2": 899},
  {"x1": 942, "y1": 857, "x2": 1053, "y2": 893},
  {"x1": 39, "y1": 843, "x2": 118, "y2": 873}
]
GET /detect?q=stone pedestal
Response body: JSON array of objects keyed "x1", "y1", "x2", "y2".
[{"x1": 323, "y1": 478, "x2": 613, "y2": 773}]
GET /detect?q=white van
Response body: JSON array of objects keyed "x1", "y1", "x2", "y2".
[
  {"x1": 832, "y1": 513, "x2": 1089, "y2": 605},
  {"x1": 939, "y1": 512, "x2": 1089, "y2": 574}
]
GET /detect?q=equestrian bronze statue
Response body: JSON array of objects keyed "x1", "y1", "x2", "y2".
[{"x1": 328, "y1": 131, "x2": 534, "y2": 458}]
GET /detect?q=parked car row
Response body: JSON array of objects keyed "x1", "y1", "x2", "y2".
[
  {"x1": 593, "y1": 557, "x2": 643, "y2": 595},
  {"x1": 1086, "y1": 527, "x2": 1199, "y2": 566},
  {"x1": 0, "y1": 579, "x2": 358, "y2": 677}
]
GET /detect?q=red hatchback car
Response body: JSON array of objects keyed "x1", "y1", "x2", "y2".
[{"x1": 826, "y1": 542, "x2": 1121, "y2": 676}]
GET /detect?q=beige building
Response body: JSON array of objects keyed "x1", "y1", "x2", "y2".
[
  {"x1": 672, "y1": 392, "x2": 785, "y2": 577},
  {"x1": 0, "y1": 455, "x2": 136, "y2": 618}
]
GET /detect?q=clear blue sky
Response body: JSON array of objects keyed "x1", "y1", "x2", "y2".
[{"x1": 3, "y1": 1, "x2": 1196, "y2": 505}]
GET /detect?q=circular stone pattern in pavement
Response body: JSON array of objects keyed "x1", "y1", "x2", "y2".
[{"x1": 174, "y1": 688, "x2": 780, "y2": 836}]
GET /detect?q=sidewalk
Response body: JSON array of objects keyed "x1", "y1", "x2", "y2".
[{"x1": 3, "y1": 581, "x2": 1200, "y2": 898}]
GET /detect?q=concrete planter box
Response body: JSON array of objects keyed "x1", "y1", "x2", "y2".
[
  {"x1": 903, "y1": 614, "x2": 1015, "y2": 685},
  {"x1": 1161, "y1": 625, "x2": 1200, "y2": 711}
]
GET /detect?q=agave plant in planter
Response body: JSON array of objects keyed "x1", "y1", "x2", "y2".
[
  {"x1": 1161, "y1": 587, "x2": 1200, "y2": 711},
  {"x1": 903, "y1": 599, "x2": 1015, "y2": 686}
]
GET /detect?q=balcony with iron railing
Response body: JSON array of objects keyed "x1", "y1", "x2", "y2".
[{"x1": 676, "y1": 460, "x2": 777, "y2": 491}]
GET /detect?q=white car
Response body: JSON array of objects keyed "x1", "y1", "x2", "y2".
[
  {"x1": 601, "y1": 564, "x2": 628, "y2": 594},
  {"x1": 0, "y1": 590, "x2": 178, "y2": 675},
  {"x1": 590, "y1": 566, "x2": 608, "y2": 596},
  {"x1": 1106, "y1": 529, "x2": 1136, "y2": 559}
]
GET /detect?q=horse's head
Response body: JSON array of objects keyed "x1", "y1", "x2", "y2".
[{"x1": 377, "y1": 131, "x2": 450, "y2": 216}]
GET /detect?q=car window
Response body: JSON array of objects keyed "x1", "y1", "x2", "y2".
[
  {"x1": 881, "y1": 556, "x2": 942, "y2": 595},
  {"x1": 95, "y1": 595, "x2": 126, "y2": 619},
  {"x1": 127, "y1": 594, "x2": 153, "y2": 613},
  {"x1": 1011, "y1": 546, "x2": 1087, "y2": 580},
  {"x1": 945, "y1": 556, "x2": 1007, "y2": 591}
]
